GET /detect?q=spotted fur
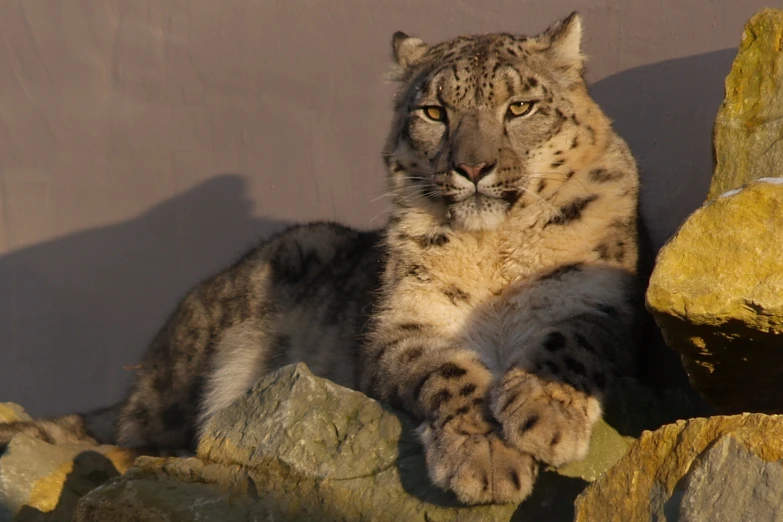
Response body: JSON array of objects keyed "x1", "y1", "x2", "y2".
[
  {"x1": 363, "y1": 11, "x2": 642, "y2": 504},
  {"x1": 0, "y1": 12, "x2": 643, "y2": 506}
]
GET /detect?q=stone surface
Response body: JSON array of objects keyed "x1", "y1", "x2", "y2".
[
  {"x1": 574, "y1": 413, "x2": 783, "y2": 522},
  {"x1": 674, "y1": 436, "x2": 783, "y2": 521},
  {"x1": 647, "y1": 180, "x2": 783, "y2": 413},
  {"x1": 74, "y1": 364, "x2": 691, "y2": 522},
  {"x1": 0, "y1": 434, "x2": 137, "y2": 522},
  {"x1": 0, "y1": 404, "x2": 31, "y2": 424},
  {"x1": 709, "y1": 8, "x2": 783, "y2": 200}
]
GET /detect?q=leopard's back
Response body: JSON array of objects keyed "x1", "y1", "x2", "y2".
[{"x1": 114, "y1": 222, "x2": 385, "y2": 449}]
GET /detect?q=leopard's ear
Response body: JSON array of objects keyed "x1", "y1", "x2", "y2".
[
  {"x1": 391, "y1": 31, "x2": 430, "y2": 70},
  {"x1": 538, "y1": 12, "x2": 585, "y2": 82}
]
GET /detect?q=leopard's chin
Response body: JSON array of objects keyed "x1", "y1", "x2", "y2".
[{"x1": 446, "y1": 194, "x2": 510, "y2": 231}]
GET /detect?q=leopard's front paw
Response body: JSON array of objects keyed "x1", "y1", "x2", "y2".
[
  {"x1": 491, "y1": 368, "x2": 600, "y2": 467},
  {"x1": 418, "y1": 415, "x2": 538, "y2": 505}
]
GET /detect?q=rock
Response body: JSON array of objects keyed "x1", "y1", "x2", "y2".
[
  {"x1": 75, "y1": 364, "x2": 691, "y2": 522},
  {"x1": 559, "y1": 378, "x2": 695, "y2": 482},
  {"x1": 674, "y1": 436, "x2": 783, "y2": 521},
  {"x1": 0, "y1": 403, "x2": 31, "y2": 423},
  {"x1": 646, "y1": 179, "x2": 783, "y2": 413},
  {"x1": 0, "y1": 434, "x2": 137, "y2": 522},
  {"x1": 574, "y1": 413, "x2": 783, "y2": 522},
  {"x1": 708, "y1": 8, "x2": 783, "y2": 200}
]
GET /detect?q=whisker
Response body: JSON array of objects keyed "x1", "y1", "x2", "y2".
[
  {"x1": 525, "y1": 176, "x2": 575, "y2": 184},
  {"x1": 370, "y1": 182, "x2": 446, "y2": 208},
  {"x1": 369, "y1": 192, "x2": 399, "y2": 203},
  {"x1": 366, "y1": 176, "x2": 428, "y2": 190},
  {"x1": 369, "y1": 179, "x2": 432, "y2": 200},
  {"x1": 369, "y1": 205, "x2": 395, "y2": 224},
  {"x1": 529, "y1": 174, "x2": 591, "y2": 193},
  {"x1": 526, "y1": 171, "x2": 573, "y2": 178},
  {"x1": 520, "y1": 187, "x2": 560, "y2": 214},
  {"x1": 369, "y1": 188, "x2": 438, "y2": 221}
]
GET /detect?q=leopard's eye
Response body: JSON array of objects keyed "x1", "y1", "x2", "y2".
[
  {"x1": 422, "y1": 105, "x2": 446, "y2": 122},
  {"x1": 507, "y1": 101, "x2": 535, "y2": 118}
]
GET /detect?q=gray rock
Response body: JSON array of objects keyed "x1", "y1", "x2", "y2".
[
  {"x1": 574, "y1": 414, "x2": 783, "y2": 521},
  {"x1": 666, "y1": 436, "x2": 783, "y2": 522},
  {"x1": 75, "y1": 363, "x2": 693, "y2": 522},
  {"x1": 198, "y1": 360, "x2": 416, "y2": 482}
]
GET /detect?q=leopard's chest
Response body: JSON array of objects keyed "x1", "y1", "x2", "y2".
[{"x1": 414, "y1": 229, "x2": 549, "y2": 298}]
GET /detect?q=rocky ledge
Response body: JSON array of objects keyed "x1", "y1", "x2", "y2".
[{"x1": 68, "y1": 363, "x2": 688, "y2": 522}]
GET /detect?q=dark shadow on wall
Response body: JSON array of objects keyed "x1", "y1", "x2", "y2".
[
  {"x1": 591, "y1": 50, "x2": 734, "y2": 398},
  {"x1": 591, "y1": 48, "x2": 736, "y2": 252},
  {"x1": 0, "y1": 175, "x2": 291, "y2": 417}
]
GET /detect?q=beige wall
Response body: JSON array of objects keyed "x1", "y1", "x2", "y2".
[{"x1": 0, "y1": 0, "x2": 771, "y2": 415}]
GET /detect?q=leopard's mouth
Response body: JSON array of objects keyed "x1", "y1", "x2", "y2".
[
  {"x1": 439, "y1": 185, "x2": 522, "y2": 207},
  {"x1": 442, "y1": 193, "x2": 515, "y2": 230}
]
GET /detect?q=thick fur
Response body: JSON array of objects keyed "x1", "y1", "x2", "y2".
[
  {"x1": 1, "y1": 224, "x2": 384, "y2": 450},
  {"x1": 0, "y1": 13, "x2": 644, "y2": 505}
]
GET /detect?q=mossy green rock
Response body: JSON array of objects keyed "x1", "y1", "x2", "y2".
[
  {"x1": 709, "y1": 8, "x2": 783, "y2": 199},
  {"x1": 647, "y1": 180, "x2": 783, "y2": 413},
  {"x1": 74, "y1": 364, "x2": 689, "y2": 521}
]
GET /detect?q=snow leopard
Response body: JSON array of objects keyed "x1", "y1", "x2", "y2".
[{"x1": 0, "y1": 12, "x2": 644, "y2": 505}]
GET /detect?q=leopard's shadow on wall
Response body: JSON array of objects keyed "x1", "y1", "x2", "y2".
[
  {"x1": 591, "y1": 48, "x2": 735, "y2": 398},
  {"x1": 0, "y1": 175, "x2": 290, "y2": 417},
  {"x1": 591, "y1": 48, "x2": 736, "y2": 253}
]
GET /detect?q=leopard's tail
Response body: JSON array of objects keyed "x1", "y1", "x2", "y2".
[{"x1": 0, "y1": 403, "x2": 119, "y2": 448}]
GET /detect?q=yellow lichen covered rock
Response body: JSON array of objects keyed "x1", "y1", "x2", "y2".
[
  {"x1": 709, "y1": 8, "x2": 783, "y2": 199},
  {"x1": 0, "y1": 434, "x2": 137, "y2": 521},
  {"x1": 647, "y1": 180, "x2": 783, "y2": 412},
  {"x1": 574, "y1": 414, "x2": 783, "y2": 521},
  {"x1": 0, "y1": 403, "x2": 31, "y2": 424}
]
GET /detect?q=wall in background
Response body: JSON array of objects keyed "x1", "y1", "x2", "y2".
[{"x1": 0, "y1": 0, "x2": 770, "y2": 415}]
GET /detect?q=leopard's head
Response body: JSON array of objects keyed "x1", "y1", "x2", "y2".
[{"x1": 384, "y1": 13, "x2": 609, "y2": 231}]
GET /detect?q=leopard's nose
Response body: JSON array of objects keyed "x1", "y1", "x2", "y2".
[{"x1": 454, "y1": 162, "x2": 494, "y2": 183}]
